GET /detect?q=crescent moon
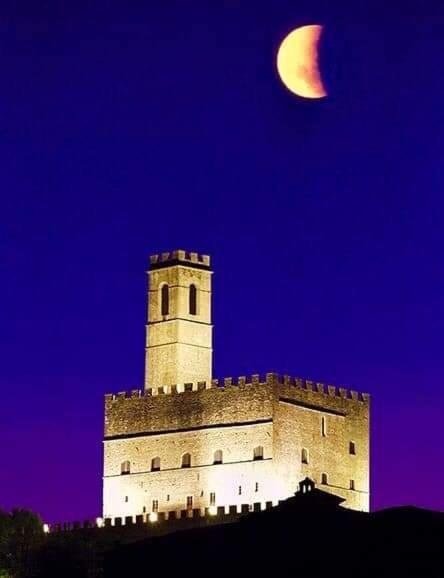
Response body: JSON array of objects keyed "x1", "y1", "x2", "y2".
[{"x1": 276, "y1": 24, "x2": 327, "y2": 99}]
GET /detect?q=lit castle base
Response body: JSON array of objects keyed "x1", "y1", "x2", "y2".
[{"x1": 103, "y1": 251, "x2": 370, "y2": 520}]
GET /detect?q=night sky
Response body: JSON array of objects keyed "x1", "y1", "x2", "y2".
[{"x1": 2, "y1": 0, "x2": 444, "y2": 523}]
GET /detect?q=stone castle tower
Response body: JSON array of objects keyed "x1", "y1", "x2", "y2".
[
  {"x1": 103, "y1": 250, "x2": 370, "y2": 520},
  {"x1": 144, "y1": 250, "x2": 212, "y2": 389}
]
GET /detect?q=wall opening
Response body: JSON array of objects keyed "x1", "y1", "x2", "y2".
[
  {"x1": 253, "y1": 446, "x2": 264, "y2": 460},
  {"x1": 151, "y1": 457, "x2": 160, "y2": 471},
  {"x1": 321, "y1": 473, "x2": 328, "y2": 485},
  {"x1": 210, "y1": 492, "x2": 216, "y2": 506},
  {"x1": 301, "y1": 448, "x2": 309, "y2": 464},
  {"x1": 321, "y1": 416, "x2": 327, "y2": 437},
  {"x1": 161, "y1": 284, "x2": 169, "y2": 316},
  {"x1": 152, "y1": 500, "x2": 159, "y2": 513},
  {"x1": 121, "y1": 460, "x2": 131, "y2": 475},
  {"x1": 349, "y1": 441, "x2": 356, "y2": 455},
  {"x1": 189, "y1": 284, "x2": 197, "y2": 315},
  {"x1": 213, "y1": 450, "x2": 223, "y2": 465},
  {"x1": 186, "y1": 496, "x2": 193, "y2": 509},
  {"x1": 181, "y1": 453, "x2": 191, "y2": 468},
  {"x1": 350, "y1": 479, "x2": 355, "y2": 490}
]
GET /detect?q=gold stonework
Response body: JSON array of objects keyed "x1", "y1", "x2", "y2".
[{"x1": 102, "y1": 251, "x2": 370, "y2": 521}]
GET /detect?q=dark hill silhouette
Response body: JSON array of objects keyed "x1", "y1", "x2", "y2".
[{"x1": 104, "y1": 481, "x2": 444, "y2": 578}]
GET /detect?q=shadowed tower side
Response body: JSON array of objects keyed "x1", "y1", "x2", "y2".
[{"x1": 144, "y1": 250, "x2": 213, "y2": 390}]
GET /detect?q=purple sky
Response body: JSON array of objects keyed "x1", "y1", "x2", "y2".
[{"x1": 1, "y1": 0, "x2": 444, "y2": 523}]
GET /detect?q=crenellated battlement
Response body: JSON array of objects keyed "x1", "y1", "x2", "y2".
[
  {"x1": 47, "y1": 500, "x2": 276, "y2": 536},
  {"x1": 105, "y1": 373, "x2": 369, "y2": 404},
  {"x1": 149, "y1": 250, "x2": 211, "y2": 270}
]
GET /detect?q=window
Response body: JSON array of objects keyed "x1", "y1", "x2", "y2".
[
  {"x1": 152, "y1": 500, "x2": 159, "y2": 513},
  {"x1": 321, "y1": 416, "x2": 327, "y2": 437},
  {"x1": 189, "y1": 284, "x2": 197, "y2": 315},
  {"x1": 321, "y1": 473, "x2": 328, "y2": 485},
  {"x1": 350, "y1": 480, "x2": 355, "y2": 491},
  {"x1": 186, "y1": 496, "x2": 193, "y2": 509},
  {"x1": 151, "y1": 457, "x2": 160, "y2": 472},
  {"x1": 143, "y1": 506, "x2": 146, "y2": 513},
  {"x1": 210, "y1": 492, "x2": 216, "y2": 506},
  {"x1": 125, "y1": 496, "x2": 128, "y2": 503},
  {"x1": 166, "y1": 495, "x2": 170, "y2": 502},
  {"x1": 349, "y1": 441, "x2": 356, "y2": 455},
  {"x1": 161, "y1": 284, "x2": 169, "y2": 316},
  {"x1": 181, "y1": 453, "x2": 191, "y2": 468},
  {"x1": 121, "y1": 460, "x2": 131, "y2": 475},
  {"x1": 253, "y1": 446, "x2": 264, "y2": 461},
  {"x1": 301, "y1": 448, "x2": 309, "y2": 464},
  {"x1": 213, "y1": 450, "x2": 223, "y2": 465},
  {"x1": 255, "y1": 482, "x2": 259, "y2": 492},
  {"x1": 238, "y1": 486, "x2": 242, "y2": 495}
]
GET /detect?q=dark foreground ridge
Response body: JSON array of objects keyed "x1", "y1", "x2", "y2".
[{"x1": 16, "y1": 482, "x2": 444, "y2": 578}]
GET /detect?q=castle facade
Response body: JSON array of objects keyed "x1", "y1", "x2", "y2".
[{"x1": 103, "y1": 251, "x2": 370, "y2": 519}]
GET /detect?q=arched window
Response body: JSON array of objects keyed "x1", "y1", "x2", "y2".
[
  {"x1": 301, "y1": 448, "x2": 309, "y2": 464},
  {"x1": 253, "y1": 446, "x2": 264, "y2": 461},
  {"x1": 189, "y1": 284, "x2": 197, "y2": 315},
  {"x1": 151, "y1": 457, "x2": 160, "y2": 472},
  {"x1": 213, "y1": 450, "x2": 223, "y2": 465},
  {"x1": 161, "y1": 284, "x2": 169, "y2": 316},
  {"x1": 121, "y1": 460, "x2": 130, "y2": 475},
  {"x1": 181, "y1": 453, "x2": 191, "y2": 468}
]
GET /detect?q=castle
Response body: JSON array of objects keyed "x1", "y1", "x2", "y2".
[{"x1": 103, "y1": 250, "x2": 370, "y2": 520}]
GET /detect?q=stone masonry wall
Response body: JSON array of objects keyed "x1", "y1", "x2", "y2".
[{"x1": 103, "y1": 374, "x2": 370, "y2": 517}]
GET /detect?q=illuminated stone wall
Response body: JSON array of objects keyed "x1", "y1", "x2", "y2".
[
  {"x1": 144, "y1": 251, "x2": 212, "y2": 389},
  {"x1": 103, "y1": 376, "x2": 369, "y2": 518},
  {"x1": 272, "y1": 380, "x2": 369, "y2": 512},
  {"x1": 103, "y1": 251, "x2": 370, "y2": 520}
]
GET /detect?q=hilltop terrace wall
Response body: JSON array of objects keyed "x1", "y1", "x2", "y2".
[{"x1": 104, "y1": 374, "x2": 369, "y2": 438}]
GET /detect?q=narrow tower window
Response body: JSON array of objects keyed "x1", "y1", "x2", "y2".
[
  {"x1": 350, "y1": 479, "x2": 355, "y2": 490},
  {"x1": 161, "y1": 284, "x2": 169, "y2": 316},
  {"x1": 151, "y1": 457, "x2": 160, "y2": 472},
  {"x1": 321, "y1": 416, "x2": 327, "y2": 437},
  {"x1": 152, "y1": 500, "x2": 159, "y2": 513},
  {"x1": 210, "y1": 492, "x2": 216, "y2": 506},
  {"x1": 349, "y1": 441, "x2": 356, "y2": 455},
  {"x1": 186, "y1": 496, "x2": 193, "y2": 509},
  {"x1": 181, "y1": 453, "x2": 191, "y2": 468},
  {"x1": 301, "y1": 448, "x2": 309, "y2": 464},
  {"x1": 253, "y1": 446, "x2": 264, "y2": 461},
  {"x1": 213, "y1": 450, "x2": 223, "y2": 465},
  {"x1": 121, "y1": 460, "x2": 130, "y2": 475},
  {"x1": 321, "y1": 473, "x2": 328, "y2": 485},
  {"x1": 189, "y1": 284, "x2": 197, "y2": 315}
]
